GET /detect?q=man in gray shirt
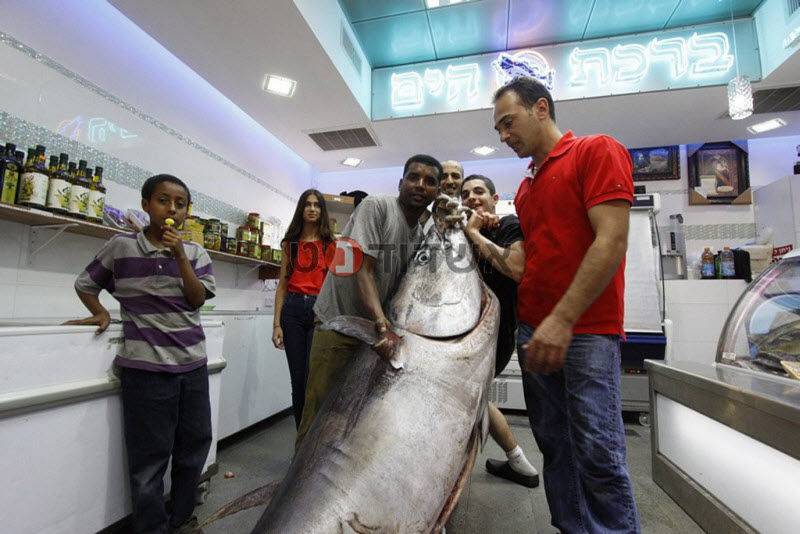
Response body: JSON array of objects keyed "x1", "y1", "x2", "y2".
[{"x1": 296, "y1": 155, "x2": 442, "y2": 445}]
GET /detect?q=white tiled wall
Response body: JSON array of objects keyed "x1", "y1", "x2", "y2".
[
  {"x1": 0, "y1": 217, "x2": 268, "y2": 320},
  {"x1": 665, "y1": 279, "x2": 747, "y2": 366}
]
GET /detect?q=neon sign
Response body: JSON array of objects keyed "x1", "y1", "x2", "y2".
[
  {"x1": 569, "y1": 32, "x2": 733, "y2": 87},
  {"x1": 57, "y1": 116, "x2": 138, "y2": 144},
  {"x1": 373, "y1": 21, "x2": 760, "y2": 120}
]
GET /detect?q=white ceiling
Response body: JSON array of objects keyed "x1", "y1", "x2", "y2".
[{"x1": 110, "y1": 0, "x2": 800, "y2": 174}]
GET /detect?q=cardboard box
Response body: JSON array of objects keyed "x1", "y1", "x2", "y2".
[{"x1": 323, "y1": 193, "x2": 354, "y2": 205}]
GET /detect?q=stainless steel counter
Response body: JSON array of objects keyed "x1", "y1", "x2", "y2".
[{"x1": 646, "y1": 360, "x2": 800, "y2": 533}]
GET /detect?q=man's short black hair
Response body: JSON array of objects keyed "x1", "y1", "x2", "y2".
[
  {"x1": 462, "y1": 174, "x2": 496, "y2": 196},
  {"x1": 403, "y1": 154, "x2": 443, "y2": 181},
  {"x1": 494, "y1": 77, "x2": 556, "y2": 121},
  {"x1": 141, "y1": 174, "x2": 192, "y2": 203}
]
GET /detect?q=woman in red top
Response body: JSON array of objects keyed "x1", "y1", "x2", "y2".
[{"x1": 272, "y1": 189, "x2": 334, "y2": 429}]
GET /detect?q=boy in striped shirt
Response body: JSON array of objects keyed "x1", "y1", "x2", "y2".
[{"x1": 70, "y1": 174, "x2": 215, "y2": 534}]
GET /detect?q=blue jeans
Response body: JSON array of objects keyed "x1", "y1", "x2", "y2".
[
  {"x1": 280, "y1": 292, "x2": 317, "y2": 428},
  {"x1": 518, "y1": 323, "x2": 640, "y2": 534},
  {"x1": 120, "y1": 366, "x2": 212, "y2": 534}
]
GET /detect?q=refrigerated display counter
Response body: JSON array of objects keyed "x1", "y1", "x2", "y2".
[
  {"x1": 0, "y1": 320, "x2": 225, "y2": 534},
  {"x1": 646, "y1": 250, "x2": 800, "y2": 534}
]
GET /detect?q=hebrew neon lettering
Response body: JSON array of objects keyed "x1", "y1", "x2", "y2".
[
  {"x1": 649, "y1": 37, "x2": 688, "y2": 78},
  {"x1": 688, "y1": 32, "x2": 734, "y2": 76},
  {"x1": 424, "y1": 68, "x2": 445, "y2": 95},
  {"x1": 569, "y1": 47, "x2": 612, "y2": 86},
  {"x1": 611, "y1": 44, "x2": 648, "y2": 83},
  {"x1": 391, "y1": 72, "x2": 424, "y2": 109},
  {"x1": 445, "y1": 63, "x2": 480, "y2": 103}
]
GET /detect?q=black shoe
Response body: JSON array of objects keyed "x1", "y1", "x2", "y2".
[
  {"x1": 171, "y1": 516, "x2": 202, "y2": 534},
  {"x1": 485, "y1": 459, "x2": 540, "y2": 488}
]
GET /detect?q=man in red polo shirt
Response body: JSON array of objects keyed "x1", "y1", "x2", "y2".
[{"x1": 492, "y1": 77, "x2": 640, "y2": 533}]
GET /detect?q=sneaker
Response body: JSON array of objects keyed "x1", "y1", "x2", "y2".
[{"x1": 485, "y1": 459, "x2": 540, "y2": 488}]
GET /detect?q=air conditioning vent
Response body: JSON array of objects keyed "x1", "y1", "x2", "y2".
[
  {"x1": 720, "y1": 85, "x2": 800, "y2": 118},
  {"x1": 308, "y1": 127, "x2": 377, "y2": 151},
  {"x1": 489, "y1": 380, "x2": 508, "y2": 404},
  {"x1": 753, "y1": 85, "x2": 800, "y2": 113},
  {"x1": 340, "y1": 24, "x2": 362, "y2": 75}
]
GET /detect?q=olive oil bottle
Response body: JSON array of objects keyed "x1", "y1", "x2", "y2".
[
  {"x1": 0, "y1": 142, "x2": 21, "y2": 205},
  {"x1": 87, "y1": 166, "x2": 106, "y2": 223},
  {"x1": 68, "y1": 159, "x2": 90, "y2": 219},
  {"x1": 18, "y1": 146, "x2": 49, "y2": 208},
  {"x1": 45, "y1": 153, "x2": 71, "y2": 213}
]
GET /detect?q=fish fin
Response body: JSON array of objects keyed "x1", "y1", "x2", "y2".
[
  {"x1": 431, "y1": 430, "x2": 480, "y2": 533},
  {"x1": 197, "y1": 480, "x2": 281, "y2": 528},
  {"x1": 321, "y1": 316, "x2": 406, "y2": 370},
  {"x1": 320, "y1": 316, "x2": 379, "y2": 345},
  {"x1": 480, "y1": 407, "x2": 490, "y2": 452}
]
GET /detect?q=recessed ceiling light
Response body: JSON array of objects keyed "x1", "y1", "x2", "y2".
[
  {"x1": 341, "y1": 157, "x2": 362, "y2": 167},
  {"x1": 426, "y1": 0, "x2": 469, "y2": 7},
  {"x1": 262, "y1": 74, "x2": 296, "y2": 97},
  {"x1": 747, "y1": 118, "x2": 786, "y2": 134},
  {"x1": 471, "y1": 145, "x2": 496, "y2": 156}
]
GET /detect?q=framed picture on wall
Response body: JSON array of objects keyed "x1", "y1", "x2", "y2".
[
  {"x1": 687, "y1": 141, "x2": 751, "y2": 205},
  {"x1": 628, "y1": 145, "x2": 679, "y2": 182}
]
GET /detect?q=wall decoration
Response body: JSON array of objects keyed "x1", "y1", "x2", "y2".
[
  {"x1": 629, "y1": 145, "x2": 679, "y2": 182},
  {"x1": 687, "y1": 141, "x2": 751, "y2": 205}
]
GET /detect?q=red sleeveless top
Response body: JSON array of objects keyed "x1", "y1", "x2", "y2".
[{"x1": 287, "y1": 240, "x2": 328, "y2": 295}]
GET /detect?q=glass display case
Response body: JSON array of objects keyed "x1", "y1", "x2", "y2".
[{"x1": 717, "y1": 249, "x2": 800, "y2": 380}]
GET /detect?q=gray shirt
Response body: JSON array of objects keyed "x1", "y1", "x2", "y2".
[
  {"x1": 314, "y1": 196, "x2": 423, "y2": 323},
  {"x1": 75, "y1": 231, "x2": 216, "y2": 373}
]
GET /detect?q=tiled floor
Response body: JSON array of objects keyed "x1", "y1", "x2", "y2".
[{"x1": 195, "y1": 412, "x2": 702, "y2": 533}]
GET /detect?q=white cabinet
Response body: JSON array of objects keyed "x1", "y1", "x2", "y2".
[
  {"x1": 206, "y1": 313, "x2": 292, "y2": 439},
  {"x1": 0, "y1": 321, "x2": 225, "y2": 534},
  {"x1": 754, "y1": 176, "x2": 800, "y2": 255}
]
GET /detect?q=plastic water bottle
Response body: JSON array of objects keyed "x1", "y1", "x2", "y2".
[
  {"x1": 721, "y1": 247, "x2": 736, "y2": 278},
  {"x1": 701, "y1": 247, "x2": 716, "y2": 279}
]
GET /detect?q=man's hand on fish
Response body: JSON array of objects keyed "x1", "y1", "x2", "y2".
[
  {"x1": 522, "y1": 313, "x2": 573, "y2": 374},
  {"x1": 372, "y1": 329, "x2": 403, "y2": 365},
  {"x1": 465, "y1": 208, "x2": 500, "y2": 237}
]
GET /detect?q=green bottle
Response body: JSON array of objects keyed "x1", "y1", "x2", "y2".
[{"x1": 0, "y1": 142, "x2": 21, "y2": 205}]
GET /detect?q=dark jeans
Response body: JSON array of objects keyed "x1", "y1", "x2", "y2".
[
  {"x1": 280, "y1": 292, "x2": 317, "y2": 428},
  {"x1": 518, "y1": 323, "x2": 640, "y2": 534},
  {"x1": 120, "y1": 365, "x2": 212, "y2": 534}
]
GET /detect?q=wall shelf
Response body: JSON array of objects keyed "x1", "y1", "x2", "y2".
[{"x1": 0, "y1": 203, "x2": 280, "y2": 277}]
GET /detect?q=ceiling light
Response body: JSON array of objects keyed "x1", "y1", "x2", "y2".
[
  {"x1": 471, "y1": 145, "x2": 496, "y2": 156},
  {"x1": 727, "y1": 75, "x2": 753, "y2": 120},
  {"x1": 341, "y1": 157, "x2": 362, "y2": 167},
  {"x1": 263, "y1": 74, "x2": 296, "y2": 97},
  {"x1": 747, "y1": 118, "x2": 786, "y2": 134},
  {"x1": 426, "y1": 0, "x2": 469, "y2": 7}
]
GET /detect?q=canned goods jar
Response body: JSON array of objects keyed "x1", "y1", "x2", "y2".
[
  {"x1": 237, "y1": 224, "x2": 252, "y2": 243},
  {"x1": 226, "y1": 239, "x2": 237, "y2": 254},
  {"x1": 247, "y1": 212, "x2": 261, "y2": 230}
]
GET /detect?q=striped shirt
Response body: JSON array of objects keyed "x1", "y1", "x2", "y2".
[{"x1": 75, "y1": 231, "x2": 216, "y2": 373}]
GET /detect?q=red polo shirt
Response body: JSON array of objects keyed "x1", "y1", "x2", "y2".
[{"x1": 514, "y1": 131, "x2": 633, "y2": 336}]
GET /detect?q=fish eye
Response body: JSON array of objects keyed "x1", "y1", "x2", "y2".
[{"x1": 416, "y1": 246, "x2": 431, "y2": 265}]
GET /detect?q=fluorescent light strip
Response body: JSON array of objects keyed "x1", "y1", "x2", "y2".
[{"x1": 747, "y1": 118, "x2": 786, "y2": 134}]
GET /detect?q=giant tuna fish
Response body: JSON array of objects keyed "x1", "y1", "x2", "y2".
[{"x1": 201, "y1": 215, "x2": 500, "y2": 533}]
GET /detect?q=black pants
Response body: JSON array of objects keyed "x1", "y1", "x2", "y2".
[
  {"x1": 280, "y1": 292, "x2": 317, "y2": 428},
  {"x1": 120, "y1": 365, "x2": 212, "y2": 534}
]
